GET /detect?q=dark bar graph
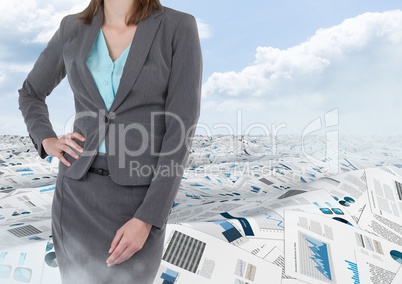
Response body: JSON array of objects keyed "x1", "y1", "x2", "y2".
[{"x1": 162, "y1": 230, "x2": 206, "y2": 273}]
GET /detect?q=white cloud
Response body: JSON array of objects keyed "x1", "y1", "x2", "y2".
[
  {"x1": 201, "y1": 10, "x2": 402, "y2": 135},
  {"x1": 0, "y1": 0, "x2": 86, "y2": 43},
  {"x1": 196, "y1": 18, "x2": 213, "y2": 39}
]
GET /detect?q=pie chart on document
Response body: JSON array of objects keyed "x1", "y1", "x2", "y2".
[
  {"x1": 45, "y1": 252, "x2": 59, "y2": 268},
  {"x1": 390, "y1": 250, "x2": 402, "y2": 264}
]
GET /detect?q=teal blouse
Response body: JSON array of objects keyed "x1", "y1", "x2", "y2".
[{"x1": 85, "y1": 29, "x2": 131, "y2": 153}]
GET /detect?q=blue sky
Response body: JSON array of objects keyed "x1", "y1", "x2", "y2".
[
  {"x1": 1, "y1": 0, "x2": 402, "y2": 137},
  {"x1": 165, "y1": 0, "x2": 402, "y2": 75}
]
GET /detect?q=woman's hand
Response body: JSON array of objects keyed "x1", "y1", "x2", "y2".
[
  {"x1": 42, "y1": 132, "x2": 85, "y2": 167},
  {"x1": 106, "y1": 217, "x2": 152, "y2": 267}
]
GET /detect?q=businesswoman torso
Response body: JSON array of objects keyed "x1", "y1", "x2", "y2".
[{"x1": 18, "y1": 0, "x2": 202, "y2": 283}]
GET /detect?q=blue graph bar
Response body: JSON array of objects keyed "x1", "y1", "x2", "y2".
[
  {"x1": 211, "y1": 221, "x2": 242, "y2": 242},
  {"x1": 220, "y1": 212, "x2": 255, "y2": 236},
  {"x1": 222, "y1": 227, "x2": 243, "y2": 242},
  {"x1": 161, "y1": 273, "x2": 175, "y2": 283},
  {"x1": 345, "y1": 260, "x2": 360, "y2": 284},
  {"x1": 160, "y1": 268, "x2": 178, "y2": 284},
  {"x1": 251, "y1": 185, "x2": 260, "y2": 193},
  {"x1": 213, "y1": 220, "x2": 233, "y2": 230},
  {"x1": 166, "y1": 268, "x2": 178, "y2": 278}
]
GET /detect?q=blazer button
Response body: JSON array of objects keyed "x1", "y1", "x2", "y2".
[{"x1": 103, "y1": 115, "x2": 109, "y2": 123}]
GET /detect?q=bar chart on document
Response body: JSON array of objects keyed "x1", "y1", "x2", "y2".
[{"x1": 298, "y1": 233, "x2": 334, "y2": 283}]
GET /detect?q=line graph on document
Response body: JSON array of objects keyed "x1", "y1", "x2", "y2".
[{"x1": 253, "y1": 210, "x2": 284, "y2": 233}]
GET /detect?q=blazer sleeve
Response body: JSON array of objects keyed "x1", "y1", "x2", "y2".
[
  {"x1": 18, "y1": 16, "x2": 67, "y2": 159},
  {"x1": 133, "y1": 14, "x2": 203, "y2": 229}
]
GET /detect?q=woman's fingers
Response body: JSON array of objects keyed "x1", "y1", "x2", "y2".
[
  {"x1": 107, "y1": 235, "x2": 139, "y2": 266},
  {"x1": 64, "y1": 132, "x2": 85, "y2": 154},
  {"x1": 58, "y1": 151, "x2": 71, "y2": 167},
  {"x1": 71, "y1": 132, "x2": 85, "y2": 142},
  {"x1": 61, "y1": 144, "x2": 79, "y2": 159},
  {"x1": 42, "y1": 133, "x2": 85, "y2": 167},
  {"x1": 107, "y1": 231, "x2": 126, "y2": 266},
  {"x1": 109, "y1": 229, "x2": 124, "y2": 255},
  {"x1": 106, "y1": 218, "x2": 151, "y2": 266},
  {"x1": 66, "y1": 139, "x2": 84, "y2": 154},
  {"x1": 109, "y1": 244, "x2": 133, "y2": 266}
]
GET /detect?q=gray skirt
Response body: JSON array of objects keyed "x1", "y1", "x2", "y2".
[{"x1": 51, "y1": 154, "x2": 166, "y2": 284}]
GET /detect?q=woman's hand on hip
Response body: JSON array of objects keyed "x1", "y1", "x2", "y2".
[
  {"x1": 106, "y1": 217, "x2": 152, "y2": 267},
  {"x1": 42, "y1": 132, "x2": 85, "y2": 167}
]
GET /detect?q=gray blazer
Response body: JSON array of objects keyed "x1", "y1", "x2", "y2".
[{"x1": 18, "y1": 5, "x2": 202, "y2": 229}]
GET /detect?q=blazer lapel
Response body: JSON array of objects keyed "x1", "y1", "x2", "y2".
[
  {"x1": 77, "y1": 7, "x2": 106, "y2": 110},
  {"x1": 76, "y1": 5, "x2": 165, "y2": 112},
  {"x1": 109, "y1": 7, "x2": 165, "y2": 113}
]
